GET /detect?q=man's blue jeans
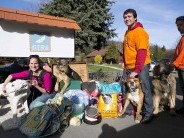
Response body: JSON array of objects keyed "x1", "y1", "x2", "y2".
[
  {"x1": 177, "y1": 69, "x2": 184, "y2": 104},
  {"x1": 121, "y1": 64, "x2": 153, "y2": 117}
]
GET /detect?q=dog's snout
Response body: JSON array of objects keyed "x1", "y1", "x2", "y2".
[{"x1": 130, "y1": 81, "x2": 134, "y2": 85}]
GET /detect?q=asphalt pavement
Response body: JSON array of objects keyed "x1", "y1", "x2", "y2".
[{"x1": 1, "y1": 72, "x2": 184, "y2": 138}]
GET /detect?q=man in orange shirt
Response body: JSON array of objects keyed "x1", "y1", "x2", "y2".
[
  {"x1": 121, "y1": 9, "x2": 153, "y2": 123},
  {"x1": 173, "y1": 16, "x2": 184, "y2": 114}
]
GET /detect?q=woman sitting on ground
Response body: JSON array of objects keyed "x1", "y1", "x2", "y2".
[{"x1": 2, "y1": 55, "x2": 54, "y2": 110}]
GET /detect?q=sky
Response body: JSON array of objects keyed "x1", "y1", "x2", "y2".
[{"x1": 0, "y1": 0, "x2": 184, "y2": 49}]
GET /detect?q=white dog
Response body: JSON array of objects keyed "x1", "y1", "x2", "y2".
[{"x1": 0, "y1": 79, "x2": 31, "y2": 124}]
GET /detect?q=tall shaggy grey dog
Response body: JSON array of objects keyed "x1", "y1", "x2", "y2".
[
  {"x1": 0, "y1": 79, "x2": 31, "y2": 124},
  {"x1": 152, "y1": 63, "x2": 176, "y2": 116}
]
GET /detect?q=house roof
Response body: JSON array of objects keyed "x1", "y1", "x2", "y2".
[
  {"x1": 0, "y1": 7, "x2": 81, "y2": 30},
  {"x1": 86, "y1": 48, "x2": 107, "y2": 57}
]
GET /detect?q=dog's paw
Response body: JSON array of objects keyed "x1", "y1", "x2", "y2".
[
  {"x1": 153, "y1": 109, "x2": 159, "y2": 115},
  {"x1": 135, "y1": 120, "x2": 140, "y2": 123},
  {"x1": 118, "y1": 110, "x2": 124, "y2": 115},
  {"x1": 118, "y1": 111, "x2": 127, "y2": 118},
  {"x1": 170, "y1": 109, "x2": 177, "y2": 117}
]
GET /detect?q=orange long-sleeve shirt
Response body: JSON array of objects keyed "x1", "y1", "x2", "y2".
[{"x1": 173, "y1": 36, "x2": 184, "y2": 69}]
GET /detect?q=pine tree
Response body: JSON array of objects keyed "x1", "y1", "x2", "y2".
[{"x1": 39, "y1": 0, "x2": 116, "y2": 54}]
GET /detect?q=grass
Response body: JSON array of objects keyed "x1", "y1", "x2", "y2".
[
  {"x1": 104, "y1": 64, "x2": 122, "y2": 68},
  {"x1": 88, "y1": 64, "x2": 122, "y2": 73}
]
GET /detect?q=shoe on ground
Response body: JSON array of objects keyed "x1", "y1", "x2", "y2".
[
  {"x1": 118, "y1": 112, "x2": 131, "y2": 118},
  {"x1": 140, "y1": 115, "x2": 152, "y2": 124},
  {"x1": 118, "y1": 114, "x2": 127, "y2": 118},
  {"x1": 175, "y1": 107, "x2": 184, "y2": 114}
]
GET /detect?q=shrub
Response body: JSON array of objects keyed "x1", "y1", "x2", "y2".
[
  {"x1": 94, "y1": 55, "x2": 102, "y2": 64},
  {"x1": 105, "y1": 44, "x2": 120, "y2": 64}
]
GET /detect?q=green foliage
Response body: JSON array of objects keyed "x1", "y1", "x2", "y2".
[
  {"x1": 94, "y1": 55, "x2": 102, "y2": 64},
  {"x1": 150, "y1": 44, "x2": 167, "y2": 61},
  {"x1": 105, "y1": 43, "x2": 120, "y2": 63},
  {"x1": 39, "y1": 0, "x2": 117, "y2": 53}
]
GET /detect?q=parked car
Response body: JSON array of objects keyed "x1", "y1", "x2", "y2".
[
  {"x1": 149, "y1": 61, "x2": 156, "y2": 72},
  {"x1": 0, "y1": 58, "x2": 29, "y2": 83}
]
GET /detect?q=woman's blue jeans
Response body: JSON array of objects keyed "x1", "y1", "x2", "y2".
[{"x1": 29, "y1": 93, "x2": 55, "y2": 110}]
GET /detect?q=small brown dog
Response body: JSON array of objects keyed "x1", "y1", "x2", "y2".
[
  {"x1": 120, "y1": 78, "x2": 144, "y2": 123},
  {"x1": 152, "y1": 63, "x2": 176, "y2": 116}
]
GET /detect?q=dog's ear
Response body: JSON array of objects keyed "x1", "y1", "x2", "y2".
[
  {"x1": 138, "y1": 79, "x2": 142, "y2": 84},
  {"x1": 159, "y1": 63, "x2": 166, "y2": 74},
  {"x1": 153, "y1": 64, "x2": 161, "y2": 77},
  {"x1": 160, "y1": 63, "x2": 171, "y2": 76},
  {"x1": 126, "y1": 78, "x2": 130, "y2": 83},
  {"x1": 165, "y1": 64, "x2": 172, "y2": 75},
  {"x1": 134, "y1": 78, "x2": 142, "y2": 83},
  {"x1": 56, "y1": 59, "x2": 70, "y2": 70}
]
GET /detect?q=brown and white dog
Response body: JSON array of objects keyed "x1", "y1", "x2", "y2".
[
  {"x1": 120, "y1": 78, "x2": 144, "y2": 123},
  {"x1": 152, "y1": 63, "x2": 176, "y2": 116},
  {"x1": 0, "y1": 79, "x2": 31, "y2": 124}
]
